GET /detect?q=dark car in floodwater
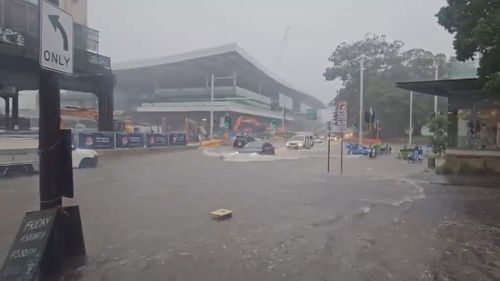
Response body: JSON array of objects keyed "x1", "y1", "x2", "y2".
[
  {"x1": 239, "y1": 141, "x2": 276, "y2": 155},
  {"x1": 233, "y1": 135, "x2": 256, "y2": 148}
]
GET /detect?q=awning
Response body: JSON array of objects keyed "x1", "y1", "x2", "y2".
[{"x1": 396, "y1": 78, "x2": 484, "y2": 99}]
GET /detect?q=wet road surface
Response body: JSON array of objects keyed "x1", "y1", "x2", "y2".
[{"x1": 1, "y1": 144, "x2": 499, "y2": 280}]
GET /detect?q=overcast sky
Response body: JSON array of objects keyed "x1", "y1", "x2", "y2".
[{"x1": 88, "y1": 0, "x2": 454, "y2": 104}]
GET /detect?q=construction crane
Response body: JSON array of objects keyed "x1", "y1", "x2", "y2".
[{"x1": 276, "y1": 26, "x2": 290, "y2": 67}]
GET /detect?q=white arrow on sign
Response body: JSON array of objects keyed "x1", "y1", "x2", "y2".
[{"x1": 40, "y1": 0, "x2": 74, "y2": 75}]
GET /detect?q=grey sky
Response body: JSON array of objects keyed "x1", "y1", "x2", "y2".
[{"x1": 88, "y1": 0, "x2": 454, "y2": 104}]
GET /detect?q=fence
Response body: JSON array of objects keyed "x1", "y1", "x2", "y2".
[{"x1": 72, "y1": 131, "x2": 187, "y2": 150}]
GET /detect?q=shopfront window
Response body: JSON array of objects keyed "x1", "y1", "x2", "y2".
[{"x1": 456, "y1": 108, "x2": 500, "y2": 150}]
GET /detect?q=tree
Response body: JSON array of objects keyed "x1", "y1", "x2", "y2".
[
  {"x1": 437, "y1": 0, "x2": 500, "y2": 94},
  {"x1": 428, "y1": 114, "x2": 448, "y2": 153},
  {"x1": 324, "y1": 34, "x2": 448, "y2": 138}
]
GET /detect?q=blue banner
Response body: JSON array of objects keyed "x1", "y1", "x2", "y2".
[
  {"x1": 146, "y1": 134, "x2": 169, "y2": 147},
  {"x1": 78, "y1": 132, "x2": 115, "y2": 149},
  {"x1": 168, "y1": 132, "x2": 187, "y2": 146},
  {"x1": 116, "y1": 133, "x2": 145, "y2": 149}
]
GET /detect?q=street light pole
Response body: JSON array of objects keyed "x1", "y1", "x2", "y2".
[
  {"x1": 359, "y1": 59, "x2": 364, "y2": 145},
  {"x1": 409, "y1": 91, "x2": 413, "y2": 145},
  {"x1": 433, "y1": 61, "x2": 438, "y2": 115},
  {"x1": 210, "y1": 73, "x2": 214, "y2": 140}
]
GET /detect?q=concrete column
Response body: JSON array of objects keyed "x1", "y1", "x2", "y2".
[
  {"x1": 3, "y1": 97, "x2": 10, "y2": 130},
  {"x1": 12, "y1": 93, "x2": 19, "y2": 130},
  {"x1": 96, "y1": 75, "x2": 115, "y2": 131},
  {"x1": 97, "y1": 95, "x2": 106, "y2": 131},
  {"x1": 233, "y1": 70, "x2": 237, "y2": 88}
]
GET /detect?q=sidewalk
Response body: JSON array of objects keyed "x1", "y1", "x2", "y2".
[{"x1": 431, "y1": 174, "x2": 500, "y2": 187}]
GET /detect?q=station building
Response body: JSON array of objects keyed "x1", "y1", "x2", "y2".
[{"x1": 114, "y1": 44, "x2": 326, "y2": 138}]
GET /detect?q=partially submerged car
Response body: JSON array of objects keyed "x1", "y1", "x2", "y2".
[{"x1": 239, "y1": 141, "x2": 276, "y2": 155}]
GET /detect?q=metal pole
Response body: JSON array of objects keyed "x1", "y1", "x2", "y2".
[
  {"x1": 340, "y1": 134, "x2": 344, "y2": 174},
  {"x1": 210, "y1": 73, "x2": 214, "y2": 140},
  {"x1": 327, "y1": 124, "x2": 331, "y2": 173},
  {"x1": 359, "y1": 59, "x2": 364, "y2": 146},
  {"x1": 433, "y1": 61, "x2": 438, "y2": 115},
  {"x1": 433, "y1": 61, "x2": 439, "y2": 141},
  {"x1": 282, "y1": 107, "x2": 285, "y2": 130},
  {"x1": 409, "y1": 91, "x2": 413, "y2": 145},
  {"x1": 39, "y1": 70, "x2": 62, "y2": 210}
]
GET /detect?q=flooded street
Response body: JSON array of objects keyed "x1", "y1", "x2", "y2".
[{"x1": 1, "y1": 146, "x2": 499, "y2": 280}]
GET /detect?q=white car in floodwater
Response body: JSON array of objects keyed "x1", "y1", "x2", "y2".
[
  {"x1": 71, "y1": 146, "x2": 98, "y2": 168},
  {"x1": 0, "y1": 146, "x2": 98, "y2": 176},
  {"x1": 286, "y1": 135, "x2": 314, "y2": 150}
]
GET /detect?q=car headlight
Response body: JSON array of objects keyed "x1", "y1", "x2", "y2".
[{"x1": 286, "y1": 142, "x2": 290, "y2": 146}]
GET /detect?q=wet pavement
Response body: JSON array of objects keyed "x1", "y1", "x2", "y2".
[{"x1": 0, "y1": 143, "x2": 499, "y2": 280}]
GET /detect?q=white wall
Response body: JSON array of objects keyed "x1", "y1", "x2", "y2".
[
  {"x1": 60, "y1": 0, "x2": 87, "y2": 25},
  {"x1": 300, "y1": 102, "x2": 311, "y2": 113},
  {"x1": 278, "y1": 93, "x2": 293, "y2": 110}
]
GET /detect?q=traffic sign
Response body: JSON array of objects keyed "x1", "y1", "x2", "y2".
[
  {"x1": 336, "y1": 101, "x2": 348, "y2": 133},
  {"x1": 39, "y1": 0, "x2": 74, "y2": 75}
]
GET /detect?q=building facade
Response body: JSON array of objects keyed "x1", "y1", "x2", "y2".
[
  {"x1": 114, "y1": 44, "x2": 325, "y2": 138},
  {"x1": 0, "y1": 0, "x2": 113, "y2": 131}
]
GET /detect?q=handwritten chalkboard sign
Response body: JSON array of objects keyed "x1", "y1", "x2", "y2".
[{"x1": 0, "y1": 208, "x2": 57, "y2": 281}]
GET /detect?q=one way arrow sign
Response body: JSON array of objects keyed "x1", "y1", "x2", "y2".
[{"x1": 40, "y1": 0, "x2": 73, "y2": 75}]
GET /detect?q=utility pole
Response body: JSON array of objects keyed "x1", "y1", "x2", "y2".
[
  {"x1": 409, "y1": 91, "x2": 413, "y2": 146},
  {"x1": 433, "y1": 61, "x2": 439, "y2": 140},
  {"x1": 327, "y1": 122, "x2": 331, "y2": 173},
  {"x1": 210, "y1": 73, "x2": 214, "y2": 140},
  {"x1": 282, "y1": 107, "x2": 286, "y2": 131},
  {"x1": 433, "y1": 61, "x2": 438, "y2": 115},
  {"x1": 359, "y1": 59, "x2": 364, "y2": 145}
]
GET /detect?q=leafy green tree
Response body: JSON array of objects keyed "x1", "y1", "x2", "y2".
[
  {"x1": 437, "y1": 0, "x2": 500, "y2": 94},
  {"x1": 324, "y1": 34, "x2": 448, "y2": 138},
  {"x1": 428, "y1": 114, "x2": 448, "y2": 153}
]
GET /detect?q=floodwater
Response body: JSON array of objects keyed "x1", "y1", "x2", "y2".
[{"x1": 0, "y1": 145, "x2": 499, "y2": 280}]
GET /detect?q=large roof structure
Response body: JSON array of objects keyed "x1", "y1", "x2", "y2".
[
  {"x1": 113, "y1": 43, "x2": 325, "y2": 109},
  {"x1": 396, "y1": 78, "x2": 484, "y2": 98}
]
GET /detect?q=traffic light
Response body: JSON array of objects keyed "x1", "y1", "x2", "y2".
[
  {"x1": 224, "y1": 116, "x2": 232, "y2": 128},
  {"x1": 271, "y1": 120, "x2": 277, "y2": 129},
  {"x1": 331, "y1": 108, "x2": 337, "y2": 126}
]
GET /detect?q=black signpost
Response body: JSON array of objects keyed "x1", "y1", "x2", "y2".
[
  {"x1": 326, "y1": 121, "x2": 331, "y2": 173},
  {"x1": 336, "y1": 101, "x2": 348, "y2": 175},
  {"x1": 340, "y1": 133, "x2": 344, "y2": 174},
  {"x1": 1, "y1": 1, "x2": 85, "y2": 280}
]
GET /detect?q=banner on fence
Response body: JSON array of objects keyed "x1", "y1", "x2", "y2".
[
  {"x1": 168, "y1": 132, "x2": 187, "y2": 146},
  {"x1": 78, "y1": 132, "x2": 115, "y2": 149},
  {"x1": 146, "y1": 134, "x2": 169, "y2": 147},
  {"x1": 116, "y1": 133, "x2": 145, "y2": 149}
]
